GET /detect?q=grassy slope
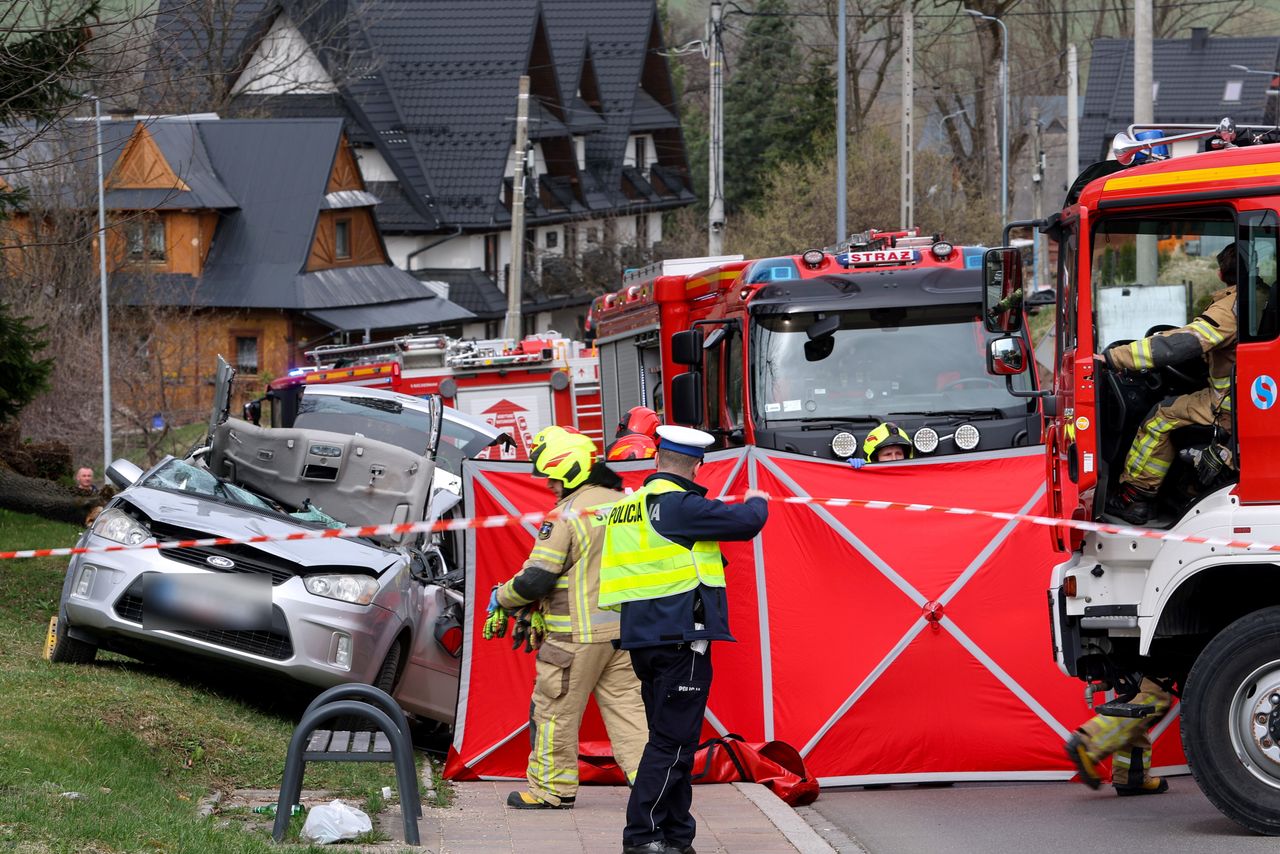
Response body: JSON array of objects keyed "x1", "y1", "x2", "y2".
[{"x1": 0, "y1": 510, "x2": 394, "y2": 853}]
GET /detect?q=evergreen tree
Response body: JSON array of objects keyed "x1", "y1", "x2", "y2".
[
  {"x1": 0, "y1": 2, "x2": 99, "y2": 216},
  {"x1": 0, "y1": 3, "x2": 96, "y2": 422},
  {"x1": 722, "y1": 0, "x2": 834, "y2": 213},
  {"x1": 0, "y1": 304, "x2": 53, "y2": 424}
]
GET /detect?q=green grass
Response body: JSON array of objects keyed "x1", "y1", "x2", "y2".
[{"x1": 0, "y1": 509, "x2": 400, "y2": 853}]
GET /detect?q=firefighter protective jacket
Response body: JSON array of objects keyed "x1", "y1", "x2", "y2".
[
  {"x1": 497, "y1": 483, "x2": 622, "y2": 643},
  {"x1": 1106, "y1": 286, "x2": 1237, "y2": 413}
]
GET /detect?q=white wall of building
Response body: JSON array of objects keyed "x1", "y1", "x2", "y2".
[
  {"x1": 353, "y1": 146, "x2": 398, "y2": 182},
  {"x1": 231, "y1": 15, "x2": 337, "y2": 96}
]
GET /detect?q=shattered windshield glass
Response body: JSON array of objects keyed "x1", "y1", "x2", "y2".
[
  {"x1": 142, "y1": 459, "x2": 279, "y2": 513},
  {"x1": 752, "y1": 304, "x2": 1033, "y2": 423}
]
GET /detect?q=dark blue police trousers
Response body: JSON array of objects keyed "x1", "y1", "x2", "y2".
[{"x1": 623, "y1": 643, "x2": 713, "y2": 848}]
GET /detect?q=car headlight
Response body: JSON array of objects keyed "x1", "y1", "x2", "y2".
[
  {"x1": 303, "y1": 574, "x2": 379, "y2": 605},
  {"x1": 92, "y1": 508, "x2": 150, "y2": 545}
]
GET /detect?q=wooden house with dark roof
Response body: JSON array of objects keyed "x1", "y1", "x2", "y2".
[
  {"x1": 146, "y1": 0, "x2": 695, "y2": 339},
  {"x1": 0, "y1": 116, "x2": 472, "y2": 413}
]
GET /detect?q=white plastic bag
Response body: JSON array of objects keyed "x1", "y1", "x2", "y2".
[{"x1": 300, "y1": 799, "x2": 373, "y2": 844}]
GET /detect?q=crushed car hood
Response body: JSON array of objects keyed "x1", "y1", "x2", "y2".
[{"x1": 120, "y1": 486, "x2": 398, "y2": 573}]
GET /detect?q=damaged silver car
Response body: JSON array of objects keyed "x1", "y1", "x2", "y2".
[{"x1": 48, "y1": 358, "x2": 501, "y2": 726}]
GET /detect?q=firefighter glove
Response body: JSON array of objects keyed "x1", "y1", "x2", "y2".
[
  {"x1": 527, "y1": 610, "x2": 547, "y2": 653},
  {"x1": 483, "y1": 605, "x2": 509, "y2": 640}
]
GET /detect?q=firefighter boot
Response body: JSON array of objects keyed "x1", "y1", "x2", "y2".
[
  {"x1": 506, "y1": 791, "x2": 575, "y2": 809},
  {"x1": 1112, "y1": 746, "x2": 1169, "y2": 796},
  {"x1": 1065, "y1": 733, "x2": 1102, "y2": 789},
  {"x1": 1105, "y1": 484, "x2": 1158, "y2": 526}
]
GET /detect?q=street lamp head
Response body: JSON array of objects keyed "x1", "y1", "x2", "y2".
[
  {"x1": 964, "y1": 8, "x2": 993, "y2": 21},
  {"x1": 1230, "y1": 64, "x2": 1251, "y2": 72}
]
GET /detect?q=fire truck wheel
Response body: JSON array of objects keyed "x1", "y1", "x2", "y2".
[
  {"x1": 1183, "y1": 605, "x2": 1280, "y2": 836},
  {"x1": 45, "y1": 614, "x2": 97, "y2": 665}
]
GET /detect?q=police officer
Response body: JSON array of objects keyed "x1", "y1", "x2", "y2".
[
  {"x1": 599, "y1": 425, "x2": 769, "y2": 854},
  {"x1": 493, "y1": 427, "x2": 647, "y2": 810}
]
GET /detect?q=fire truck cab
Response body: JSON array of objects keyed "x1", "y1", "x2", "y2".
[
  {"x1": 592, "y1": 231, "x2": 1042, "y2": 461},
  {"x1": 983, "y1": 120, "x2": 1280, "y2": 834}
]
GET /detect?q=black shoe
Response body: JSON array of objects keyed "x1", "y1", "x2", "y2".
[
  {"x1": 666, "y1": 845, "x2": 695, "y2": 854},
  {"x1": 1105, "y1": 485, "x2": 1157, "y2": 526},
  {"x1": 622, "y1": 843, "x2": 668, "y2": 854},
  {"x1": 506, "y1": 790, "x2": 574, "y2": 809},
  {"x1": 1115, "y1": 777, "x2": 1168, "y2": 796}
]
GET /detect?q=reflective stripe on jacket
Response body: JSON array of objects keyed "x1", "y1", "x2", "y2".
[{"x1": 598, "y1": 479, "x2": 725, "y2": 609}]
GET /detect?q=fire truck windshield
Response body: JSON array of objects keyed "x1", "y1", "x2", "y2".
[{"x1": 752, "y1": 304, "x2": 1032, "y2": 423}]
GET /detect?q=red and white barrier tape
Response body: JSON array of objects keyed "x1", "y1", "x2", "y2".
[{"x1": 2, "y1": 494, "x2": 1278, "y2": 561}]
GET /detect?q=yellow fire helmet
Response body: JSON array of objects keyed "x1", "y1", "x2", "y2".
[
  {"x1": 862, "y1": 422, "x2": 914, "y2": 462},
  {"x1": 530, "y1": 426, "x2": 597, "y2": 489}
]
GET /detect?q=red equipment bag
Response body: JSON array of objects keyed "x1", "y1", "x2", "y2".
[{"x1": 690, "y1": 734, "x2": 820, "y2": 806}]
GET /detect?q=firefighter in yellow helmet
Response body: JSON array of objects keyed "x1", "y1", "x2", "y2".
[
  {"x1": 862, "y1": 422, "x2": 914, "y2": 463},
  {"x1": 491, "y1": 426, "x2": 646, "y2": 809}
]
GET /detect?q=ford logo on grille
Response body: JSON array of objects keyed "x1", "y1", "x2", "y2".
[{"x1": 205, "y1": 556, "x2": 235, "y2": 569}]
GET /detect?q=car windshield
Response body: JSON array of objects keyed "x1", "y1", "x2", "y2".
[
  {"x1": 295, "y1": 393, "x2": 434, "y2": 455},
  {"x1": 752, "y1": 304, "x2": 1033, "y2": 423},
  {"x1": 142, "y1": 458, "x2": 280, "y2": 514}
]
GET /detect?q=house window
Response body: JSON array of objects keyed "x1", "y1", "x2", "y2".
[
  {"x1": 634, "y1": 136, "x2": 648, "y2": 171},
  {"x1": 1224, "y1": 80, "x2": 1244, "y2": 102},
  {"x1": 637, "y1": 213, "x2": 650, "y2": 248},
  {"x1": 546, "y1": 229, "x2": 559, "y2": 249},
  {"x1": 587, "y1": 227, "x2": 599, "y2": 244},
  {"x1": 334, "y1": 218, "x2": 352, "y2": 259},
  {"x1": 125, "y1": 215, "x2": 166, "y2": 261},
  {"x1": 235, "y1": 336, "x2": 260, "y2": 375},
  {"x1": 485, "y1": 233, "x2": 500, "y2": 277}
]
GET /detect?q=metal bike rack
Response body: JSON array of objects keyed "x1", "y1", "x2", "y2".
[{"x1": 273, "y1": 683, "x2": 421, "y2": 844}]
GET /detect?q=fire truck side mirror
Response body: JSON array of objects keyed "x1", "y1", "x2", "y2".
[
  {"x1": 986, "y1": 336, "x2": 1029, "y2": 376},
  {"x1": 671, "y1": 329, "x2": 705, "y2": 366},
  {"x1": 671, "y1": 371, "x2": 705, "y2": 427},
  {"x1": 982, "y1": 247, "x2": 1024, "y2": 334}
]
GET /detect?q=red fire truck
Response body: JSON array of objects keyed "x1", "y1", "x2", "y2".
[
  {"x1": 254, "y1": 334, "x2": 602, "y2": 459},
  {"x1": 590, "y1": 230, "x2": 1044, "y2": 459},
  {"x1": 982, "y1": 120, "x2": 1280, "y2": 833}
]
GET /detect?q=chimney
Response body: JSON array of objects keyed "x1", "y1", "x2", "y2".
[{"x1": 1191, "y1": 27, "x2": 1208, "y2": 51}]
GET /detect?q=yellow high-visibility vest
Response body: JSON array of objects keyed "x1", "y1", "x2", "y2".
[{"x1": 598, "y1": 479, "x2": 725, "y2": 609}]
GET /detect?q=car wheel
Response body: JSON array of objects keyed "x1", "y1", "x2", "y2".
[
  {"x1": 1183, "y1": 606, "x2": 1280, "y2": 836},
  {"x1": 44, "y1": 615, "x2": 97, "y2": 665},
  {"x1": 373, "y1": 637, "x2": 404, "y2": 695}
]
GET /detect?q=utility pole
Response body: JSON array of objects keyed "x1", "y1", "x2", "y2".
[
  {"x1": 504, "y1": 75, "x2": 530, "y2": 342},
  {"x1": 1067, "y1": 43, "x2": 1079, "y2": 187},
  {"x1": 836, "y1": 0, "x2": 847, "y2": 243},
  {"x1": 87, "y1": 93, "x2": 112, "y2": 469},
  {"x1": 1031, "y1": 105, "x2": 1044, "y2": 288},
  {"x1": 708, "y1": 1, "x2": 725, "y2": 254},
  {"x1": 900, "y1": 8, "x2": 913, "y2": 230},
  {"x1": 1133, "y1": 0, "x2": 1157, "y2": 285}
]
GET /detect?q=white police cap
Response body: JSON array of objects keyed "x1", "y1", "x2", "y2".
[{"x1": 655, "y1": 424, "x2": 716, "y2": 458}]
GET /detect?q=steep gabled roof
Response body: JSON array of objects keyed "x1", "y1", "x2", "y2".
[
  {"x1": 1081, "y1": 34, "x2": 1280, "y2": 169},
  {"x1": 107, "y1": 120, "x2": 239, "y2": 210}
]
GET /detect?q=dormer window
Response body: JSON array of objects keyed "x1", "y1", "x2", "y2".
[
  {"x1": 125, "y1": 215, "x2": 166, "y2": 262},
  {"x1": 1224, "y1": 80, "x2": 1243, "y2": 102},
  {"x1": 335, "y1": 218, "x2": 351, "y2": 259}
]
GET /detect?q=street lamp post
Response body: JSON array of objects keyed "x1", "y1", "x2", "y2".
[
  {"x1": 84, "y1": 94, "x2": 113, "y2": 469},
  {"x1": 965, "y1": 10, "x2": 1008, "y2": 225}
]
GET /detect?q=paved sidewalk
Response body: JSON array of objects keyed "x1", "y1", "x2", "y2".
[{"x1": 404, "y1": 781, "x2": 831, "y2": 853}]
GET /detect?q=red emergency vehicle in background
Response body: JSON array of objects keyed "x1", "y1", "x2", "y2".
[
  {"x1": 590, "y1": 228, "x2": 1044, "y2": 460},
  {"x1": 982, "y1": 119, "x2": 1280, "y2": 834},
  {"x1": 255, "y1": 334, "x2": 602, "y2": 459}
]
